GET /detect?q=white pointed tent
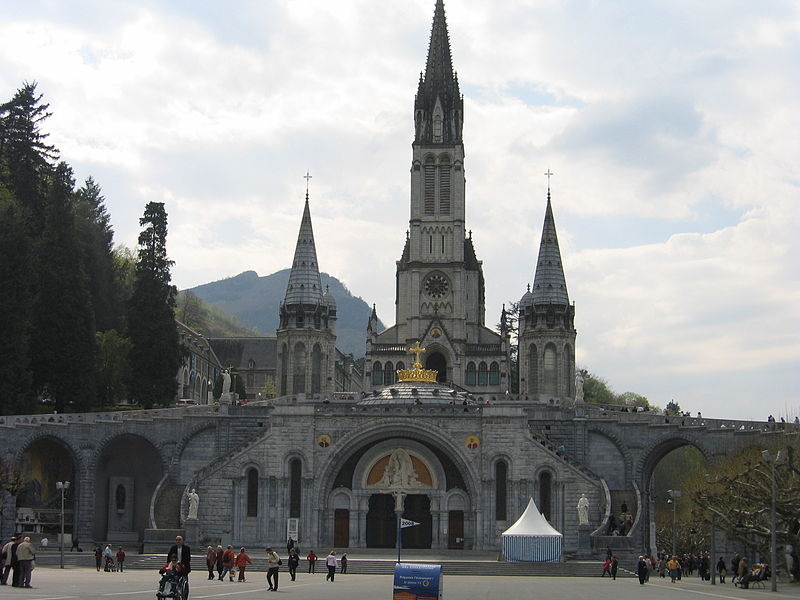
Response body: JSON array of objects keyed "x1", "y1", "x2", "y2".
[{"x1": 501, "y1": 497, "x2": 563, "y2": 562}]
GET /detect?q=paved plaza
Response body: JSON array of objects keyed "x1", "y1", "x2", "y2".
[{"x1": 4, "y1": 566, "x2": 799, "y2": 600}]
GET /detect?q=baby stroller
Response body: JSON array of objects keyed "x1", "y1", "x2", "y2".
[{"x1": 104, "y1": 556, "x2": 116, "y2": 572}]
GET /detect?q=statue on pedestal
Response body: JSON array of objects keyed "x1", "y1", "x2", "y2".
[
  {"x1": 222, "y1": 370, "x2": 232, "y2": 394},
  {"x1": 186, "y1": 488, "x2": 200, "y2": 520},
  {"x1": 576, "y1": 493, "x2": 590, "y2": 525},
  {"x1": 575, "y1": 370, "x2": 585, "y2": 402}
]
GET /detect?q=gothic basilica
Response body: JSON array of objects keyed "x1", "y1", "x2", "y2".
[{"x1": 7, "y1": 0, "x2": 703, "y2": 559}]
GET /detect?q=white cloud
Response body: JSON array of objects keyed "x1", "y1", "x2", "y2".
[{"x1": 1, "y1": 0, "x2": 798, "y2": 420}]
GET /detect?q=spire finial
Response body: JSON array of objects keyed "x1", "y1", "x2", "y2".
[
  {"x1": 304, "y1": 170, "x2": 313, "y2": 200},
  {"x1": 544, "y1": 168, "x2": 553, "y2": 199}
]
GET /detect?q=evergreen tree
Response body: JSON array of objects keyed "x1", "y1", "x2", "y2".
[
  {"x1": 96, "y1": 329, "x2": 132, "y2": 407},
  {"x1": 29, "y1": 162, "x2": 97, "y2": 412},
  {"x1": 127, "y1": 202, "x2": 180, "y2": 408},
  {"x1": 0, "y1": 183, "x2": 33, "y2": 415},
  {"x1": 74, "y1": 177, "x2": 122, "y2": 331},
  {"x1": 0, "y1": 82, "x2": 57, "y2": 228}
]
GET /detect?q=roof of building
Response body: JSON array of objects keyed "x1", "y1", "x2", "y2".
[
  {"x1": 357, "y1": 380, "x2": 477, "y2": 406},
  {"x1": 207, "y1": 337, "x2": 277, "y2": 371},
  {"x1": 284, "y1": 195, "x2": 324, "y2": 306},
  {"x1": 531, "y1": 191, "x2": 570, "y2": 305}
]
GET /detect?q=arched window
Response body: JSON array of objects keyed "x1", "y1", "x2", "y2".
[
  {"x1": 528, "y1": 344, "x2": 538, "y2": 395},
  {"x1": 466, "y1": 362, "x2": 477, "y2": 386},
  {"x1": 489, "y1": 362, "x2": 500, "y2": 385},
  {"x1": 438, "y1": 155, "x2": 450, "y2": 215},
  {"x1": 478, "y1": 362, "x2": 488, "y2": 386},
  {"x1": 280, "y1": 344, "x2": 288, "y2": 396},
  {"x1": 372, "y1": 362, "x2": 383, "y2": 386},
  {"x1": 311, "y1": 344, "x2": 322, "y2": 393},
  {"x1": 289, "y1": 459, "x2": 302, "y2": 519},
  {"x1": 543, "y1": 345, "x2": 557, "y2": 395},
  {"x1": 424, "y1": 156, "x2": 435, "y2": 215},
  {"x1": 396, "y1": 361, "x2": 405, "y2": 371},
  {"x1": 293, "y1": 342, "x2": 306, "y2": 393},
  {"x1": 539, "y1": 471, "x2": 553, "y2": 522},
  {"x1": 246, "y1": 468, "x2": 258, "y2": 517},
  {"x1": 384, "y1": 361, "x2": 395, "y2": 386},
  {"x1": 495, "y1": 461, "x2": 508, "y2": 520},
  {"x1": 433, "y1": 114, "x2": 443, "y2": 142}
]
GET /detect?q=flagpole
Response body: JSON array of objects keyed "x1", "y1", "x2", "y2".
[{"x1": 396, "y1": 508, "x2": 402, "y2": 563}]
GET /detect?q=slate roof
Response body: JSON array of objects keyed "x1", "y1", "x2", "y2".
[
  {"x1": 532, "y1": 191, "x2": 570, "y2": 305},
  {"x1": 284, "y1": 196, "x2": 324, "y2": 306},
  {"x1": 208, "y1": 337, "x2": 277, "y2": 371}
]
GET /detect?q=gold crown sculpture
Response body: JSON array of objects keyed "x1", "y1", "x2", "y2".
[{"x1": 396, "y1": 341, "x2": 438, "y2": 383}]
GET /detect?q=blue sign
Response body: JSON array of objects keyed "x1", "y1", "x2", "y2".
[{"x1": 393, "y1": 562, "x2": 442, "y2": 600}]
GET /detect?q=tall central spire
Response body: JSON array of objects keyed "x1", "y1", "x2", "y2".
[{"x1": 415, "y1": 0, "x2": 463, "y2": 144}]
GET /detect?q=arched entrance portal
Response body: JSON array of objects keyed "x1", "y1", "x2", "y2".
[
  {"x1": 425, "y1": 352, "x2": 447, "y2": 383},
  {"x1": 16, "y1": 437, "x2": 77, "y2": 541},
  {"x1": 326, "y1": 437, "x2": 473, "y2": 549},
  {"x1": 94, "y1": 434, "x2": 163, "y2": 541}
]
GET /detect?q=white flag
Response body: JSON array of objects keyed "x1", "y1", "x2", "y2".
[{"x1": 401, "y1": 519, "x2": 420, "y2": 528}]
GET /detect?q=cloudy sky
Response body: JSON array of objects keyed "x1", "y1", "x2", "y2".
[{"x1": 1, "y1": 0, "x2": 798, "y2": 421}]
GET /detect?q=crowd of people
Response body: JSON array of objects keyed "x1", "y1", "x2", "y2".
[
  {"x1": 602, "y1": 549, "x2": 772, "y2": 588},
  {"x1": 0, "y1": 535, "x2": 36, "y2": 588}
]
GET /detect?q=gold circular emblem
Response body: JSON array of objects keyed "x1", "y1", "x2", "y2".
[
  {"x1": 316, "y1": 434, "x2": 332, "y2": 448},
  {"x1": 466, "y1": 435, "x2": 480, "y2": 450},
  {"x1": 431, "y1": 327, "x2": 442, "y2": 339}
]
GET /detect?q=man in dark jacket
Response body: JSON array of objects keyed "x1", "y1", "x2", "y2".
[{"x1": 166, "y1": 536, "x2": 191, "y2": 599}]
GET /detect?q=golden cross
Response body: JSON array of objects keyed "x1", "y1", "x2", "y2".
[{"x1": 408, "y1": 341, "x2": 426, "y2": 368}]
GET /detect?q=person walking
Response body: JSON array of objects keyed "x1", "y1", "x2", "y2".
[
  {"x1": 103, "y1": 544, "x2": 113, "y2": 571},
  {"x1": 668, "y1": 555, "x2": 680, "y2": 583},
  {"x1": 325, "y1": 550, "x2": 337, "y2": 582},
  {"x1": 341, "y1": 553, "x2": 348, "y2": 574},
  {"x1": 215, "y1": 545, "x2": 224, "y2": 580},
  {"x1": 286, "y1": 537, "x2": 295, "y2": 554},
  {"x1": 306, "y1": 550, "x2": 318, "y2": 573},
  {"x1": 16, "y1": 537, "x2": 35, "y2": 588},
  {"x1": 287, "y1": 548, "x2": 299, "y2": 581},
  {"x1": 601, "y1": 558, "x2": 611, "y2": 577},
  {"x1": 235, "y1": 548, "x2": 252, "y2": 582},
  {"x1": 70, "y1": 536, "x2": 81, "y2": 552},
  {"x1": 610, "y1": 556, "x2": 618, "y2": 580},
  {"x1": 94, "y1": 546, "x2": 102, "y2": 572},
  {"x1": 220, "y1": 546, "x2": 235, "y2": 581},
  {"x1": 205, "y1": 546, "x2": 216, "y2": 580},
  {"x1": 265, "y1": 547, "x2": 280, "y2": 591},
  {"x1": 166, "y1": 535, "x2": 192, "y2": 600},
  {"x1": 717, "y1": 556, "x2": 727, "y2": 584},
  {"x1": 637, "y1": 556, "x2": 649, "y2": 585},
  {"x1": 1, "y1": 536, "x2": 16, "y2": 585},
  {"x1": 116, "y1": 548, "x2": 126, "y2": 572}
]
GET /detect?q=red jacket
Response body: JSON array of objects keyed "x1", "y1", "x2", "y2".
[{"x1": 222, "y1": 549, "x2": 235, "y2": 567}]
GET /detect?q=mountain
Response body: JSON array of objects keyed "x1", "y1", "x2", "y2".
[
  {"x1": 185, "y1": 270, "x2": 383, "y2": 357},
  {"x1": 176, "y1": 290, "x2": 260, "y2": 337}
]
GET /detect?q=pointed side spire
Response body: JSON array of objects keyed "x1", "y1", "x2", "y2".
[
  {"x1": 532, "y1": 190, "x2": 570, "y2": 305},
  {"x1": 284, "y1": 196, "x2": 324, "y2": 305}
]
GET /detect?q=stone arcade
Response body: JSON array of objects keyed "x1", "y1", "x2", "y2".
[{"x1": 0, "y1": 0, "x2": 784, "y2": 561}]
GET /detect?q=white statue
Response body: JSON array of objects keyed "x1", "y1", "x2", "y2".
[
  {"x1": 378, "y1": 449, "x2": 420, "y2": 489},
  {"x1": 576, "y1": 493, "x2": 590, "y2": 525},
  {"x1": 575, "y1": 370, "x2": 585, "y2": 401},
  {"x1": 186, "y1": 488, "x2": 200, "y2": 520},
  {"x1": 221, "y1": 370, "x2": 232, "y2": 394}
]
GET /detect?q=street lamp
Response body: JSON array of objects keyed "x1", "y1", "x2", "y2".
[
  {"x1": 55, "y1": 481, "x2": 70, "y2": 569},
  {"x1": 667, "y1": 489, "x2": 681, "y2": 556},
  {"x1": 762, "y1": 449, "x2": 785, "y2": 592}
]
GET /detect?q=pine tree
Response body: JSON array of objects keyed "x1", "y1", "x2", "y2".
[
  {"x1": 74, "y1": 177, "x2": 122, "y2": 331},
  {"x1": 0, "y1": 82, "x2": 57, "y2": 228},
  {"x1": 0, "y1": 183, "x2": 33, "y2": 415},
  {"x1": 29, "y1": 163, "x2": 97, "y2": 412},
  {"x1": 127, "y1": 202, "x2": 180, "y2": 408}
]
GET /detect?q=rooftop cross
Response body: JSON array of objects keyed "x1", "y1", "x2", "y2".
[
  {"x1": 408, "y1": 341, "x2": 427, "y2": 369},
  {"x1": 304, "y1": 170, "x2": 312, "y2": 199},
  {"x1": 544, "y1": 168, "x2": 553, "y2": 189}
]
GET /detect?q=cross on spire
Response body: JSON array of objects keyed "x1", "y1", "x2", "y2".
[
  {"x1": 304, "y1": 170, "x2": 312, "y2": 200},
  {"x1": 408, "y1": 341, "x2": 427, "y2": 369}
]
